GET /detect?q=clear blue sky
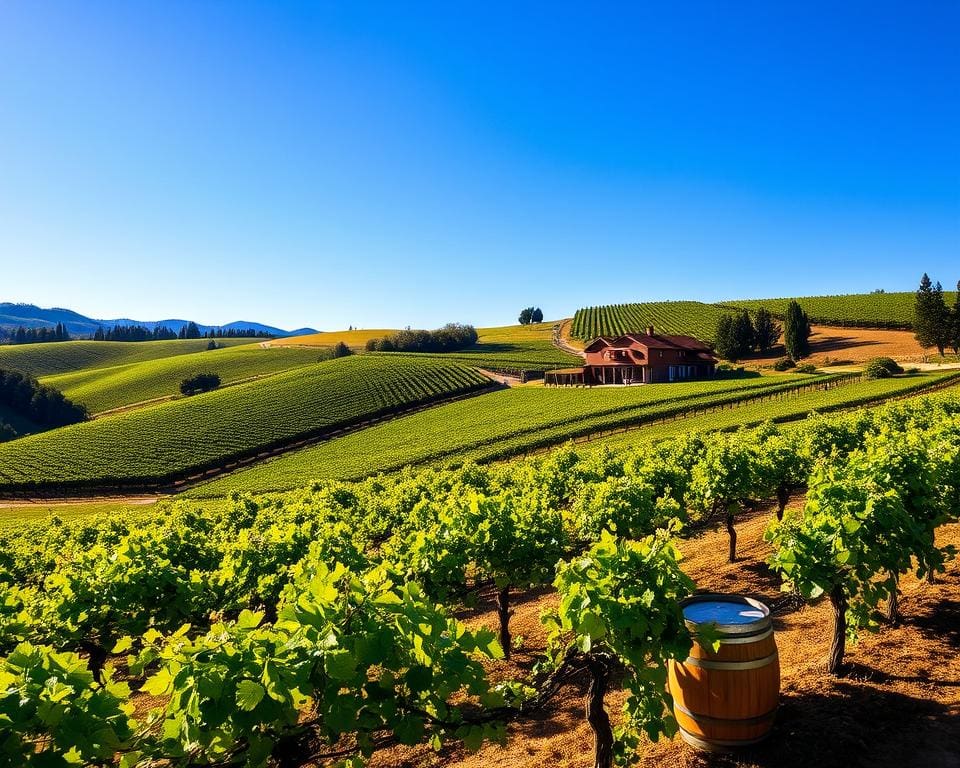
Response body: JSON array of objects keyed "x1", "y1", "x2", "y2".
[{"x1": 1, "y1": 2, "x2": 957, "y2": 330}]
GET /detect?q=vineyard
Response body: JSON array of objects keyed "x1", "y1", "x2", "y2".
[
  {"x1": 569, "y1": 292, "x2": 960, "y2": 340},
  {"x1": 0, "y1": 356, "x2": 490, "y2": 492},
  {"x1": 0, "y1": 338, "x2": 253, "y2": 378},
  {"x1": 41, "y1": 344, "x2": 324, "y2": 414},
  {"x1": 1, "y1": 393, "x2": 958, "y2": 767},
  {"x1": 718, "y1": 291, "x2": 958, "y2": 329},
  {"x1": 194, "y1": 372, "x2": 957, "y2": 496},
  {"x1": 569, "y1": 301, "x2": 730, "y2": 341}
]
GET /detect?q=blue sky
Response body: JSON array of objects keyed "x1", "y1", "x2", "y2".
[{"x1": 1, "y1": 2, "x2": 957, "y2": 330}]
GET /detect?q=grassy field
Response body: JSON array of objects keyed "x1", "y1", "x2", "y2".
[
  {"x1": 192, "y1": 373, "x2": 833, "y2": 494},
  {"x1": 273, "y1": 322, "x2": 579, "y2": 371},
  {"x1": 42, "y1": 344, "x2": 325, "y2": 414},
  {"x1": 0, "y1": 338, "x2": 253, "y2": 378},
  {"x1": 0, "y1": 356, "x2": 490, "y2": 491},
  {"x1": 269, "y1": 328, "x2": 397, "y2": 348},
  {"x1": 570, "y1": 301, "x2": 730, "y2": 341}
]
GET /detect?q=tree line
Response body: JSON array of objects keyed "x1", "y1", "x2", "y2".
[
  {"x1": 914, "y1": 273, "x2": 960, "y2": 356},
  {"x1": 92, "y1": 322, "x2": 274, "y2": 342},
  {"x1": 714, "y1": 301, "x2": 811, "y2": 362},
  {"x1": 0, "y1": 323, "x2": 71, "y2": 345},
  {"x1": 0, "y1": 368, "x2": 88, "y2": 441},
  {"x1": 365, "y1": 323, "x2": 479, "y2": 353}
]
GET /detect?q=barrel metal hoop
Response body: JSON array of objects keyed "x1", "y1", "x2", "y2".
[
  {"x1": 706, "y1": 627, "x2": 774, "y2": 645},
  {"x1": 680, "y1": 651, "x2": 779, "y2": 670},
  {"x1": 678, "y1": 725, "x2": 773, "y2": 751},
  {"x1": 674, "y1": 701, "x2": 778, "y2": 727}
]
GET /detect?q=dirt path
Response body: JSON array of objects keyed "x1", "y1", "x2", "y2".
[
  {"x1": 552, "y1": 320, "x2": 586, "y2": 357},
  {"x1": 372, "y1": 505, "x2": 960, "y2": 768}
]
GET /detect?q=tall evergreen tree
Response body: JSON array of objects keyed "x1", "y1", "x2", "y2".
[
  {"x1": 914, "y1": 273, "x2": 951, "y2": 355},
  {"x1": 752, "y1": 307, "x2": 781, "y2": 353},
  {"x1": 713, "y1": 314, "x2": 740, "y2": 361},
  {"x1": 732, "y1": 309, "x2": 755, "y2": 357},
  {"x1": 783, "y1": 300, "x2": 811, "y2": 360},
  {"x1": 951, "y1": 281, "x2": 960, "y2": 355}
]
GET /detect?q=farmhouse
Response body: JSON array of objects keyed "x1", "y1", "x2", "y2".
[{"x1": 546, "y1": 326, "x2": 717, "y2": 385}]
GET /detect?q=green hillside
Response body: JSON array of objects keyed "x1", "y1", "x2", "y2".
[
  {"x1": 194, "y1": 370, "x2": 955, "y2": 496},
  {"x1": 42, "y1": 344, "x2": 325, "y2": 414},
  {"x1": 0, "y1": 355, "x2": 490, "y2": 491},
  {"x1": 716, "y1": 291, "x2": 956, "y2": 329},
  {"x1": 193, "y1": 373, "x2": 825, "y2": 494},
  {"x1": 0, "y1": 338, "x2": 252, "y2": 378},
  {"x1": 570, "y1": 301, "x2": 730, "y2": 341},
  {"x1": 571, "y1": 292, "x2": 959, "y2": 340}
]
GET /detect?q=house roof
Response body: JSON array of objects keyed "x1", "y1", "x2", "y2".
[{"x1": 583, "y1": 331, "x2": 717, "y2": 360}]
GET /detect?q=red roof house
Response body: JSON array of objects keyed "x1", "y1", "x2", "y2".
[{"x1": 546, "y1": 326, "x2": 717, "y2": 385}]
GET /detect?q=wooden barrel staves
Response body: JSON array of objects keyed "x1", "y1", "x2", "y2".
[{"x1": 668, "y1": 593, "x2": 780, "y2": 751}]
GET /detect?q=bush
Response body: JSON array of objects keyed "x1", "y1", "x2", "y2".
[
  {"x1": 207, "y1": 340, "x2": 219, "y2": 350},
  {"x1": 863, "y1": 357, "x2": 903, "y2": 379},
  {"x1": 179, "y1": 372, "x2": 221, "y2": 395},
  {"x1": 330, "y1": 341, "x2": 352, "y2": 358},
  {"x1": 795, "y1": 363, "x2": 818, "y2": 374},
  {"x1": 773, "y1": 357, "x2": 796, "y2": 371},
  {"x1": 863, "y1": 358, "x2": 900, "y2": 379}
]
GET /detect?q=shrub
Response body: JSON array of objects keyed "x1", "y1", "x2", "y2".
[
  {"x1": 179, "y1": 372, "x2": 221, "y2": 395},
  {"x1": 773, "y1": 357, "x2": 796, "y2": 371},
  {"x1": 795, "y1": 363, "x2": 818, "y2": 374},
  {"x1": 330, "y1": 341, "x2": 352, "y2": 359},
  {"x1": 863, "y1": 357, "x2": 903, "y2": 380},
  {"x1": 207, "y1": 340, "x2": 219, "y2": 350}
]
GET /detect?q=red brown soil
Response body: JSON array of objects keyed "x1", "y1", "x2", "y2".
[
  {"x1": 743, "y1": 326, "x2": 933, "y2": 366},
  {"x1": 372, "y1": 503, "x2": 960, "y2": 768}
]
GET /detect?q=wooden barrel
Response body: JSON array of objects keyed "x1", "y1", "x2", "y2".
[{"x1": 668, "y1": 593, "x2": 780, "y2": 751}]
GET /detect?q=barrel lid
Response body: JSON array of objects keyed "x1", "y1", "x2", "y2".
[{"x1": 680, "y1": 593, "x2": 771, "y2": 635}]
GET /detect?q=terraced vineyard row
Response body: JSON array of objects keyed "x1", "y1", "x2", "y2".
[
  {"x1": 716, "y1": 291, "x2": 952, "y2": 329},
  {"x1": 570, "y1": 301, "x2": 730, "y2": 341},
  {"x1": 193, "y1": 373, "x2": 837, "y2": 494},
  {"x1": 0, "y1": 356, "x2": 490, "y2": 492},
  {"x1": 0, "y1": 338, "x2": 253, "y2": 378},
  {"x1": 42, "y1": 344, "x2": 324, "y2": 414}
]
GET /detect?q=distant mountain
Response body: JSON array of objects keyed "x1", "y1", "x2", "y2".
[{"x1": 0, "y1": 303, "x2": 317, "y2": 338}]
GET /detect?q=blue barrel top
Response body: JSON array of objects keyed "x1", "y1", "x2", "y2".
[{"x1": 683, "y1": 599, "x2": 767, "y2": 626}]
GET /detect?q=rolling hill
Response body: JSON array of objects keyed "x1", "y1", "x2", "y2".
[
  {"x1": 0, "y1": 338, "x2": 254, "y2": 378},
  {"x1": 0, "y1": 355, "x2": 491, "y2": 491},
  {"x1": 41, "y1": 344, "x2": 327, "y2": 414}
]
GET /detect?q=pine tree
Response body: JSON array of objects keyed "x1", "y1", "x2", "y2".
[
  {"x1": 753, "y1": 308, "x2": 781, "y2": 353},
  {"x1": 951, "y1": 281, "x2": 960, "y2": 355},
  {"x1": 914, "y1": 273, "x2": 951, "y2": 354},
  {"x1": 932, "y1": 281, "x2": 951, "y2": 356},
  {"x1": 783, "y1": 301, "x2": 811, "y2": 360}
]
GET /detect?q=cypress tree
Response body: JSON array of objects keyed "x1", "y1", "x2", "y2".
[
  {"x1": 783, "y1": 300, "x2": 811, "y2": 360},
  {"x1": 753, "y1": 307, "x2": 781, "y2": 353},
  {"x1": 951, "y1": 281, "x2": 960, "y2": 355},
  {"x1": 914, "y1": 273, "x2": 951, "y2": 355}
]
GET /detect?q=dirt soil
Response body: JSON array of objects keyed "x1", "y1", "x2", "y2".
[
  {"x1": 744, "y1": 326, "x2": 934, "y2": 366},
  {"x1": 372, "y1": 503, "x2": 960, "y2": 768}
]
